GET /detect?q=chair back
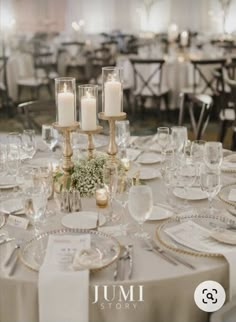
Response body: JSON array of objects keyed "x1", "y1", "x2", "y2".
[
  {"x1": 130, "y1": 58, "x2": 165, "y2": 96},
  {"x1": 190, "y1": 58, "x2": 226, "y2": 95}
]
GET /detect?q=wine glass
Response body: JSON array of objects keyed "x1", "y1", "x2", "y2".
[
  {"x1": 204, "y1": 142, "x2": 223, "y2": 169},
  {"x1": 128, "y1": 185, "x2": 153, "y2": 239},
  {"x1": 116, "y1": 120, "x2": 130, "y2": 148},
  {"x1": 0, "y1": 143, "x2": 7, "y2": 176},
  {"x1": 116, "y1": 175, "x2": 131, "y2": 234},
  {"x1": 157, "y1": 127, "x2": 170, "y2": 161},
  {"x1": 191, "y1": 140, "x2": 206, "y2": 183},
  {"x1": 200, "y1": 164, "x2": 221, "y2": 214},
  {"x1": 42, "y1": 124, "x2": 58, "y2": 151},
  {"x1": 7, "y1": 132, "x2": 22, "y2": 177},
  {"x1": 103, "y1": 162, "x2": 118, "y2": 222},
  {"x1": 171, "y1": 126, "x2": 188, "y2": 154},
  {"x1": 22, "y1": 129, "x2": 37, "y2": 159}
]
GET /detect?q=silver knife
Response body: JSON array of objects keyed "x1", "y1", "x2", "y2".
[{"x1": 127, "y1": 245, "x2": 133, "y2": 280}]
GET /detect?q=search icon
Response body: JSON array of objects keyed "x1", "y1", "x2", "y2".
[{"x1": 206, "y1": 293, "x2": 214, "y2": 301}]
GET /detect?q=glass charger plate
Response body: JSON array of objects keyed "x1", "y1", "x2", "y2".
[
  {"x1": 218, "y1": 183, "x2": 236, "y2": 207},
  {"x1": 155, "y1": 213, "x2": 236, "y2": 257},
  {"x1": 20, "y1": 228, "x2": 121, "y2": 271},
  {"x1": 0, "y1": 214, "x2": 6, "y2": 229}
]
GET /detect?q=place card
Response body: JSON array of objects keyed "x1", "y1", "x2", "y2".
[{"x1": 7, "y1": 215, "x2": 29, "y2": 230}]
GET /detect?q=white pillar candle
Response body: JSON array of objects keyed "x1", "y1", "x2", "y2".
[
  {"x1": 168, "y1": 24, "x2": 179, "y2": 43},
  {"x1": 180, "y1": 31, "x2": 189, "y2": 47},
  {"x1": 81, "y1": 92, "x2": 97, "y2": 130},
  {"x1": 104, "y1": 76, "x2": 122, "y2": 116},
  {"x1": 58, "y1": 84, "x2": 75, "y2": 126}
]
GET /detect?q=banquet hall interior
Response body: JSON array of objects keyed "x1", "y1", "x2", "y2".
[{"x1": 2, "y1": 1, "x2": 236, "y2": 322}]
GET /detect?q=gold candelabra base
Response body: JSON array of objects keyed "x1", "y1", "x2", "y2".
[
  {"x1": 78, "y1": 125, "x2": 103, "y2": 159},
  {"x1": 52, "y1": 122, "x2": 80, "y2": 184},
  {"x1": 98, "y1": 112, "x2": 126, "y2": 161}
]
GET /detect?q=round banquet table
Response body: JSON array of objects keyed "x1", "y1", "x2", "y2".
[{"x1": 0, "y1": 136, "x2": 235, "y2": 322}]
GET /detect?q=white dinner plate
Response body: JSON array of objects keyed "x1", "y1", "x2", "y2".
[
  {"x1": 148, "y1": 205, "x2": 173, "y2": 221},
  {"x1": 61, "y1": 211, "x2": 106, "y2": 230},
  {"x1": 0, "y1": 198, "x2": 24, "y2": 215},
  {"x1": 211, "y1": 230, "x2": 236, "y2": 245},
  {"x1": 139, "y1": 168, "x2": 161, "y2": 180},
  {"x1": 173, "y1": 187, "x2": 208, "y2": 201},
  {"x1": 149, "y1": 143, "x2": 173, "y2": 153},
  {"x1": 137, "y1": 152, "x2": 162, "y2": 165},
  {"x1": 222, "y1": 154, "x2": 236, "y2": 172}
]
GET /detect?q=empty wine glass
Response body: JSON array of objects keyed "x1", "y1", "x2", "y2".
[
  {"x1": 0, "y1": 143, "x2": 7, "y2": 176},
  {"x1": 128, "y1": 185, "x2": 153, "y2": 239},
  {"x1": 22, "y1": 129, "x2": 37, "y2": 159},
  {"x1": 7, "y1": 132, "x2": 22, "y2": 177},
  {"x1": 116, "y1": 175, "x2": 131, "y2": 234},
  {"x1": 42, "y1": 124, "x2": 58, "y2": 151},
  {"x1": 157, "y1": 127, "x2": 170, "y2": 161},
  {"x1": 204, "y1": 142, "x2": 223, "y2": 169},
  {"x1": 191, "y1": 140, "x2": 206, "y2": 183},
  {"x1": 200, "y1": 164, "x2": 221, "y2": 214},
  {"x1": 116, "y1": 120, "x2": 130, "y2": 148},
  {"x1": 171, "y1": 126, "x2": 188, "y2": 154},
  {"x1": 177, "y1": 161, "x2": 196, "y2": 207},
  {"x1": 103, "y1": 162, "x2": 118, "y2": 222}
]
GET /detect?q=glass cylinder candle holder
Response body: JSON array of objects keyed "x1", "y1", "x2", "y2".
[
  {"x1": 102, "y1": 67, "x2": 123, "y2": 116},
  {"x1": 78, "y1": 84, "x2": 98, "y2": 131},
  {"x1": 95, "y1": 184, "x2": 108, "y2": 208},
  {"x1": 55, "y1": 77, "x2": 76, "y2": 127}
]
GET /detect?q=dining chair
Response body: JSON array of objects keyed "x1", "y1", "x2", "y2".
[
  {"x1": 129, "y1": 58, "x2": 170, "y2": 119},
  {"x1": 178, "y1": 92, "x2": 213, "y2": 140},
  {"x1": 88, "y1": 47, "x2": 113, "y2": 83}
]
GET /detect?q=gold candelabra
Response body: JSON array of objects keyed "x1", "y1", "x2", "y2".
[
  {"x1": 52, "y1": 122, "x2": 80, "y2": 183},
  {"x1": 98, "y1": 112, "x2": 126, "y2": 161},
  {"x1": 78, "y1": 125, "x2": 103, "y2": 159}
]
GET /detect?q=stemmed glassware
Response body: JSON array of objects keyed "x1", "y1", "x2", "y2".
[
  {"x1": 7, "y1": 132, "x2": 22, "y2": 177},
  {"x1": 21, "y1": 129, "x2": 37, "y2": 159},
  {"x1": 42, "y1": 124, "x2": 58, "y2": 151},
  {"x1": 116, "y1": 120, "x2": 130, "y2": 149},
  {"x1": 200, "y1": 164, "x2": 221, "y2": 214},
  {"x1": 204, "y1": 142, "x2": 223, "y2": 170},
  {"x1": 128, "y1": 185, "x2": 153, "y2": 239},
  {"x1": 103, "y1": 162, "x2": 118, "y2": 222},
  {"x1": 171, "y1": 126, "x2": 188, "y2": 155},
  {"x1": 191, "y1": 140, "x2": 206, "y2": 183},
  {"x1": 157, "y1": 127, "x2": 170, "y2": 161}
]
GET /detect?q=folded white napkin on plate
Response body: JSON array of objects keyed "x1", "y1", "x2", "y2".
[
  {"x1": 228, "y1": 189, "x2": 236, "y2": 202},
  {"x1": 38, "y1": 235, "x2": 90, "y2": 322}
]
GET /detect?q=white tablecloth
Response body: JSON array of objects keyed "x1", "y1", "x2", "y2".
[{"x1": 0, "y1": 136, "x2": 235, "y2": 322}]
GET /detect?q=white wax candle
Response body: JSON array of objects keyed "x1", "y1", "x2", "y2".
[
  {"x1": 168, "y1": 24, "x2": 179, "y2": 42},
  {"x1": 81, "y1": 92, "x2": 97, "y2": 130},
  {"x1": 180, "y1": 31, "x2": 188, "y2": 47},
  {"x1": 104, "y1": 77, "x2": 122, "y2": 116},
  {"x1": 58, "y1": 85, "x2": 75, "y2": 126}
]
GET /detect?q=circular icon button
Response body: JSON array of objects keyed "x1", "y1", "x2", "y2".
[{"x1": 194, "y1": 280, "x2": 226, "y2": 312}]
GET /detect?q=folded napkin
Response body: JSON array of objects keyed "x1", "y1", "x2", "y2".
[{"x1": 38, "y1": 235, "x2": 90, "y2": 322}]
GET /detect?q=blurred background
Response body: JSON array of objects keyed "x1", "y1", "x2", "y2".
[{"x1": 1, "y1": 0, "x2": 236, "y2": 147}]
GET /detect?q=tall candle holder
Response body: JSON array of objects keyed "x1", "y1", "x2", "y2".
[
  {"x1": 78, "y1": 125, "x2": 103, "y2": 159},
  {"x1": 52, "y1": 122, "x2": 80, "y2": 182},
  {"x1": 98, "y1": 112, "x2": 126, "y2": 160}
]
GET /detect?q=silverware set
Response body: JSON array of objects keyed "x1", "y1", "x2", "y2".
[
  {"x1": 114, "y1": 244, "x2": 133, "y2": 281},
  {"x1": 4, "y1": 239, "x2": 22, "y2": 276}
]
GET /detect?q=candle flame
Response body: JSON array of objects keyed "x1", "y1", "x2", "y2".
[
  {"x1": 86, "y1": 90, "x2": 91, "y2": 98},
  {"x1": 63, "y1": 83, "x2": 67, "y2": 92}
]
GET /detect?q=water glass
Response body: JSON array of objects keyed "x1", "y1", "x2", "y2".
[
  {"x1": 103, "y1": 162, "x2": 118, "y2": 221},
  {"x1": 22, "y1": 129, "x2": 36, "y2": 159},
  {"x1": 7, "y1": 132, "x2": 22, "y2": 176},
  {"x1": 116, "y1": 120, "x2": 130, "y2": 148},
  {"x1": 177, "y1": 162, "x2": 196, "y2": 207},
  {"x1": 42, "y1": 124, "x2": 58, "y2": 151},
  {"x1": 204, "y1": 142, "x2": 223, "y2": 169},
  {"x1": 128, "y1": 185, "x2": 153, "y2": 239},
  {"x1": 157, "y1": 127, "x2": 170, "y2": 159},
  {"x1": 0, "y1": 143, "x2": 7, "y2": 175},
  {"x1": 171, "y1": 126, "x2": 188, "y2": 154},
  {"x1": 200, "y1": 164, "x2": 221, "y2": 214}
]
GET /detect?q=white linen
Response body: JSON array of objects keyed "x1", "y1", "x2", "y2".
[{"x1": 38, "y1": 235, "x2": 90, "y2": 322}]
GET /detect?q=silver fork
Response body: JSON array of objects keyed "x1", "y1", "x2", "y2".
[{"x1": 113, "y1": 248, "x2": 129, "y2": 281}]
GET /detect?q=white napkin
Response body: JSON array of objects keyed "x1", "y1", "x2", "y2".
[
  {"x1": 38, "y1": 235, "x2": 90, "y2": 322},
  {"x1": 228, "y1": 189, "x2": 236, "y2": 202}
]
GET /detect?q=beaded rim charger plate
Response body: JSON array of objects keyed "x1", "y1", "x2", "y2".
[
  {"x1": 218, "y1": 183, "x2": 236, "y2": 207},
  {"x1": 155, "y1": 213, "x2": 236, "y2": 257},
  {"x1": 19, "y1": 228, "x2": 121, "y2": 272}
]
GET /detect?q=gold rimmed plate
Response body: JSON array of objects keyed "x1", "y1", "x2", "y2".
[
  {"x1": 20, "y1": 228, "x2": 121, "y2": 271},
  {"x1": 155, "y1": 212, "x2": 236, "y2": 257},
  {"x1": 218, "y1": 183, "x2": 236, "y2": 207}
]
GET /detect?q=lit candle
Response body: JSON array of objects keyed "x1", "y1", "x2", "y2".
[
  {"x1": 180, "y1": 31, "x2": 189, "y2": 47},
  {"x1": 81, "y1": 91, "x2": 97, "y2": 131},
  {"x1": 168, "y1": 24, "x2": 179, "y2": 43},
  {"x1": 58, "y1": 83, "x2": 75, "y2": 126},
  {"x1": 121, "y1": 157, "x2": 130, "y2": 171},
  {"x1": 96, "y1": 188, "x2": 108, "y2": 208},
  {"x1": 104, "y1": 74, "x2": 122, "y2": 116}
]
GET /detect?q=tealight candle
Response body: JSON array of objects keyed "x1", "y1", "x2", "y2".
[
  {"x1": 81, "y1": 91, "x2": 97, "y2": 130},
  {"x1": 57, "y1": 83, "x2": 75, "y2": 126},
  {"x1": 180, "y1": 31, "x2": 189, "y2": 47},
  {"x1": 104, "y1": 74, "x2": 122, "y2": 116},
  {"x1": 96, "y1": 188, "x2": 108, "y2": 208},
  {"x1": 121, "y1": 157, "x2": 130, "y2": 171}
]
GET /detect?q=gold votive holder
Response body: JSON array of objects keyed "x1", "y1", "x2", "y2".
[
  {"x1": 96, "y1": 187, "x2": 108, "y2": 208},
  {"x1": 121, "y1": 157, "x2": 131, "y2": 171}
]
